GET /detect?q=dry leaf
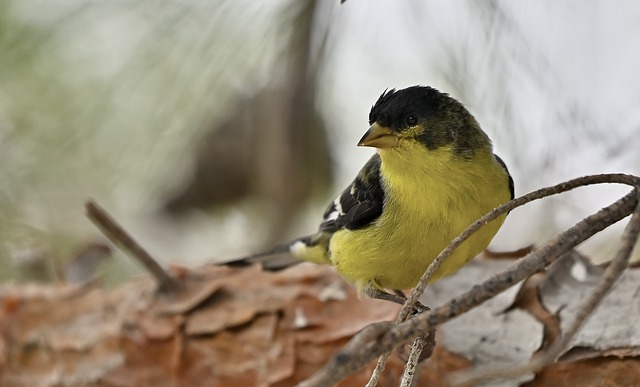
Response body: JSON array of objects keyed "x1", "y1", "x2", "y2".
[
  {"x1": 0, "y1": 264, "x2": 404, "y2": 386},
  {"x1": 538, "y1": 251, "x2": 640, "y2": 360},
  {"x1": 2, "y1": 252, "x2": 640, "y2": 386}
]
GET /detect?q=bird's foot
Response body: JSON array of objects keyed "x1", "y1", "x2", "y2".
[
  {"x1": 367, "y1": 288, "x2": 429, "y2": 315},
  {"x1": 391, "y1": 290, "x2": 435, "y2": 362}
]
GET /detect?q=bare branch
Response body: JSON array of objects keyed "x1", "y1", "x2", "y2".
[
  {"x1": 449, "y1": 194, "x2": 640, "y2": 386},
  {"x1": 399, "y1": 331, "x2": 436, "y2": 387},
  {"x1": 85, "y1": 199, "x2": 180, "y2": 293},
  {"x1": 365, "y1": 352, "x2": 391, "y2": 387}
]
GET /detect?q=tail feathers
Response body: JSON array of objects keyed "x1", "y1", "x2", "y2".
[{"x1": 223, "y1": 243, "x2": 301, "y2": 271}]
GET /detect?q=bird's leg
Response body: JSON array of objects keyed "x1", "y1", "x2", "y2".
[
  {"x1": 367, "y1": 288, "x2": 408, "y2": 305},
  {"x1": 387, "y1": 289, "x2": 436, "y2": 363},
  {"x1": 392, "y1": 289, "x2": 430, "y2": 314},
  {"x1": 367, "y1": 288, "x2": 429, "y2": 314}
]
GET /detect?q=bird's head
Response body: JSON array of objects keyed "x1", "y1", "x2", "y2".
[{"x1": 358, "y1": 86, "x2": 491, "y2": 158}]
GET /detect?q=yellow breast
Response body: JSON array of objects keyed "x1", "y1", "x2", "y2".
[{"x1": 329, "y1": 143, "x2": 511, "y2": 294}]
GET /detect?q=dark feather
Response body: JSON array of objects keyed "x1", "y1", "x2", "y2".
[
  {"x1": 494, "y1": 154, "x2": 515, "y2": 200},
  {"x1": 222, "y1": 243, "x2": 301, "y2": 271},
  {"x1": 319, "y1": 154, "x2": 385, "y2": 232}
]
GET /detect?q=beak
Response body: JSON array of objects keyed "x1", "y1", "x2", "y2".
[{"x1": 357, "y1": 122, "x2": 397, "y2": 148}]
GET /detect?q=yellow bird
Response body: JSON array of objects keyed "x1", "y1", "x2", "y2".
[{"x1": 226, "y1": 86, "x2": 514, "y2": 305}]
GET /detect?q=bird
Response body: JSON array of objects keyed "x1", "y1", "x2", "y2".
[{"x1": 225, "y1": 85, "x2": 514, "y2": 305}]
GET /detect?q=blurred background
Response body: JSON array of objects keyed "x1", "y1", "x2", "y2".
[{"x1": 1, "y1": 0, "x2": 639, "y2": 284}]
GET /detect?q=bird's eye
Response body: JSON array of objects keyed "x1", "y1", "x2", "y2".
[{"x1": 405, "y1": 115, "x2": 418, "y2": 126}]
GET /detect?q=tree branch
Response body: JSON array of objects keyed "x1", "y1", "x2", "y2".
[
  {"x1": 449, "y1": 194, "x2": 640, "y2": 385},
  {"x1": 85, "y1": 199, "x2": 180, "y2": 293}
]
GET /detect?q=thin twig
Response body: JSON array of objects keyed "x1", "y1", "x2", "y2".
[
  {"x1": 365, "y1": 352, "x2": 390, "y2": 387},
  {"x1": 449, "y1": 197, "x2": 640, "y2": 386},
  {"x1": 368, "y1": 326, "x2": 435, "y2": 386},
  {"x1": 400, "y1": 337, "x2": 425, "y2": 387},
  {"x1": 85, "y1": 199, "x2": 180, "y2": 293},
  {"x1": 370, "y1": 174, "x2": 640, "y2": 386},
  {"x1": 397, "y1": 327, "x2": 436, "y2": 386},
  {"x1": 300, "y1": 174, "x2": 640, "y2": 387}
]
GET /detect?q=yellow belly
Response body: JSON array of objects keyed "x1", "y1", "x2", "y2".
[
  {"x1": 328, "y1": 146, "x2": 511, "y2": 293},
  {"x1": 329, "y1": 209, "x2": 506, "y2": 292}
]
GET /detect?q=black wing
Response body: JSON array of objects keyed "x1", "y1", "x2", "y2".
[{"x1": 319, "y1": 154, "x2": 385, "y2": 232}]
